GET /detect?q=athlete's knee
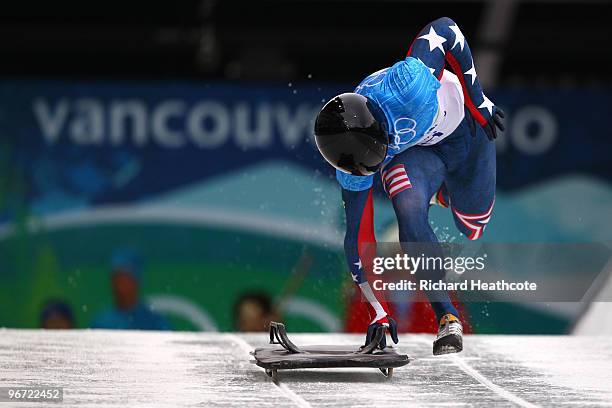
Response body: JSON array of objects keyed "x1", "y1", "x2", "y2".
[
  {"x1": 452, "y1": 200, "x2": 495, "y2": 240},
  {"x1": 398, "y1": 216, "x2": 431, "y2": 241}
]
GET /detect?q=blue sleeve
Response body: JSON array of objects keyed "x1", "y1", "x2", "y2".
[
  {"x1": 408, "y1": 17, "x2": 492, "y2": 127},
  {"x1": 336, "y1": 169, "x2": 373, "y2": 191}
]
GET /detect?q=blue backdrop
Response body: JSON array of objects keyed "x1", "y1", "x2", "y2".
[{"x1": 0, "y1": 81, "x2": 610, "y2": 218}]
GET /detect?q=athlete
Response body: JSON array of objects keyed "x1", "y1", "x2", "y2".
[{"x1": 314, "y1": 17, "x2": 504, "y2": 355}]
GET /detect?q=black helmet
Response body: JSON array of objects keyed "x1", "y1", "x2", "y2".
[{"x1": 314, "y1": 93, "x2": 389, "y2": 176}]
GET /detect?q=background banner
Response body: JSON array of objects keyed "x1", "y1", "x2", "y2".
[{"x1": 1, "y1": 81, "x2": 611, "y2": 333}]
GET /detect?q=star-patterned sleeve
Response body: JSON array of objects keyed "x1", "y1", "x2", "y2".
[
  {"x1": 342, "y1": 187, "x2": 393, "y2": 327},
  {"x1": 342, "y1": 187, "x2": 372, "y2": 285},
  {"x1": 407, "y1": 17, "x2": 494, "y2": 127}
]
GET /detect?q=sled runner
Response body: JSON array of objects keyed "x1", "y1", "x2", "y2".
[{"x1": 252, "y1": 322, "x2": 410, "y2": 382}]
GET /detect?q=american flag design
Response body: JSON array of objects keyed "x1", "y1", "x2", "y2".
[
  {"x1": 452, "y1": 198, "x2": 495, "y2": 240},
  {"x1": 382, "y1": 164, "x2": 412, "y2": 198},
  {"x1": 408, "y1": 17, "x2": 493, "y2": 128}
]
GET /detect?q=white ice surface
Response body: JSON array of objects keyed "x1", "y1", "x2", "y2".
[{"x1": 1, "y1": 330, "x2": 611, "y2": 407}]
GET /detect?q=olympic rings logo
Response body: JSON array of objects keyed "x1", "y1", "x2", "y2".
[{"x1": 391, "y1": 117, "x2": 418, "y2": 149}]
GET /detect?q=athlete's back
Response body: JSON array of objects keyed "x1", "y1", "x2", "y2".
[{"x1": 355, "y1": 58, "x2": 440, "y2": 152}]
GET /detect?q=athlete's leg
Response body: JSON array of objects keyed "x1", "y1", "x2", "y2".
[
  {"x1": 383, "y1": 146, "x2": 459, "y2": 321},
  {"x1": 444, "y1": 123, "x2": 496, "y2": 240}
]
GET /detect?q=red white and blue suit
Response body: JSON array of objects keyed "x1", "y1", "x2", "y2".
[{"x1": 339, "y1": 17, "x2": 499, "y2": 327}]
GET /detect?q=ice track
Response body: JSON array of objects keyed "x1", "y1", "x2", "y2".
[{"x1": 1, "y1": 330, "x2": 612, "y2": 407}]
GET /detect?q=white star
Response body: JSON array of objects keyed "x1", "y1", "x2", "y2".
[
  {"x1": 478, "y1": 93, "x2": 495, "y2": 116},
  {"x1": 464, "y1": 60, "x2": 477, "y2": 85},
  {"x1": 449, "y1": 24, "x2": 465, "y2": 51},
  {"x1": 418, "y1": 26, "x2": 447, "y2": 54},
  {"x1": 417, "y1": 58, "x2": 436, "y2": 75},
  {"x1": 354, "y1": 260, "x2": 362, "y2": 270},
  {"x1": 351, "y1": 273, "x2": 359, "y2": 283}
]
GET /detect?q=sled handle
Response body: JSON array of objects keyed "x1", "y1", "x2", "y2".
[{"x1": 269, "y1": 322, "x2": 302, "y2": 353}]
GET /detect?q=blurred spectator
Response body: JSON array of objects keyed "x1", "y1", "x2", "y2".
[
  {"x1": 233, "y1": 292, "x2": 278, "y2": 332},
  {"x1": 91, "y1": 248, "x2": 170, "y2": 330},
  {"x1": 40, "y1": 299, "x2": 75, "y2": 329}
]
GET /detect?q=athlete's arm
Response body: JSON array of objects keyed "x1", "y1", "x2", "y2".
[
  {"x1": 342, "y1": 187, "x2": 371, "y2": 286},
  {"x1": 336, "y1": 169, "x2": 375, "y2": 286},
  {"x1": 341, "y1": 184, "x2": 399, "y2": 346},
  {"x1": 408, "y1": 17, "x2": 504, "y2": 140},
  {"x1": 341, "y1": 187, "x2": 388, "y2": 321}
]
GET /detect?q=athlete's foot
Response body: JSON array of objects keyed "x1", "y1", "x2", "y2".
[{"x1": 433, "y1": 314, "x2": 463, "y2": 355}]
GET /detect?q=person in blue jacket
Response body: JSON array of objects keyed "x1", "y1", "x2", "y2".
[
  {"x1": 91, "y1": 248, "x2": 171, "y2": 331},
  {"x1": 314, "y1": 17, "x2": 504, "y2": 355}
]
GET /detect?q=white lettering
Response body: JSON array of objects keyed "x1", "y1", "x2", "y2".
[
  {"x1": 110, "y1": 100, "x2": 147, "y2": 146},
  {"x1": 69, "y1": 99, "x2": 104, "y2": 145},
  {"x1": 276, "y1": 104, "x2": 317, "y2": 148},
  {"x1": 188, "y1": 102, "x2": 230, "y2": 148},
  {"x1": 512, "y1": 106, "x2": 557, "y2": 155},
  {"x1": 152, "y1": 101, "x2": 186, "y2": 148},
  {"x1": 31, "y1": 97, "x2": 317, "y2": 150},
  {"x1": 33, "y1": 98, "x2": 69, "y2": 144},
  {"x1": 234, "y1": 102, "x2": 272, "y2": 149}
]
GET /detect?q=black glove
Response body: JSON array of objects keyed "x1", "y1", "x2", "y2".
[
  {"x1": 365, "y1": 316, "x2": 399, "y2": 349},
  {"x1": 482, "y1": 107, "x2": 505, "y2": 141}
]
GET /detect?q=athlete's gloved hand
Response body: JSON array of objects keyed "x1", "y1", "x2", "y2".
[
  {"x1": 482, "y1": 107, "x2": 505, "y2": 141},
  {"x1": 365, "y1": 316, "x2": 399, "y2": 349}
]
